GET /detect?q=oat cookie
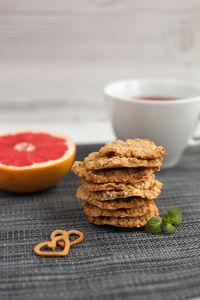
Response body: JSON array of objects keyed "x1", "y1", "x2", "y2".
[
  {"x1": 99, "y1": 139, "x2": 166, "y2": 159},
  {"x1": 76, "y1": 180, "x2": 163, "y2": 201},
  {"x1": 87, "y1": 203, "x2": 159, "y2": 228},
  {"x1": 84, "y1": 152, "x2": 162, "y2": 170},
  {"x1": 83, "y1": 200, "x2": 155, "y2": 218},
  {"x1": 72, "y1": 161, "x2": 159, "y2": 184},
  {"x1": 84, "y1": 196, "x2": 152, "y2": 210},
  {"x1": 81, "y1": 174, "x2": 155, "y2": 192}
]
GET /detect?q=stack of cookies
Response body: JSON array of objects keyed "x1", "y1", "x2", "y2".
[{"x1": 72, "y1": 139, "x2": 166, "y2": 228}]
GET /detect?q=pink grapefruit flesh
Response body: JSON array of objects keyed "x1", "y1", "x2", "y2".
[{"x1": 0, "y1": 131, "x2": 76, "y2": 193}]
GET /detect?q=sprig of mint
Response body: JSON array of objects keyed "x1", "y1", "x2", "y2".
[{"x1": 145, "y1": 208, "x2": 182, "y2": 235}]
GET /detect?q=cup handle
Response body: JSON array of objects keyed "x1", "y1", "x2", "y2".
[
  {"x1": 188, "y1": 137, "x2": 200, "y2": 146},
  {"x1": 188, "y1": 119, "x2": 200, "y2": 146}
]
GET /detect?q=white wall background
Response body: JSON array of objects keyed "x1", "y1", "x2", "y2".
[{"x1": 0, "y1": 0, "x2": 200, "y2": 141}]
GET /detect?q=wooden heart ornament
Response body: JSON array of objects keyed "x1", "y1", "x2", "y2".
[{"x1": 34, "y1": 231, "x2": 70, "y2": 256}]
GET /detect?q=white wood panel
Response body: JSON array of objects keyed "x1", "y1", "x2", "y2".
[
  {"x1": 0, "y1": 0, "x2": 199, "y2": 124},
  {"x1": 0, "y1": 0, "x2": 199, "y2": 63}
]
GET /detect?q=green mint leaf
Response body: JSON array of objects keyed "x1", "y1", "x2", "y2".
[
  {"x1": 145, "y1": 217, "x2": 162, "y2": 234},
  {"x1": 164, "y1": 208, "x2": 182, "y2": 226},
  {"x1": 165, "y1": 223, "x2": 175, "y2": 234}
]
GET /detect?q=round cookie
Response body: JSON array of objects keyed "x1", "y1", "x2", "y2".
[
  {"x1": 83, "y1": 152, "x2": 163, "y2": 170},
  {"x1": 87, "y1": 204, "x2": 159, "y2": 228},
  {"x1": 99, "y1": 139, "x2": 166, "y2": 159},
  {"x1": 81, "y1": 174, "x2": 155, "y2": 192},
  {"x1": 72, "y1": 161, "x2": 159, "y2": 184},
  {"x1": 83, "y1": 196, "x2": 152, "y2": 210},
  {"x1": 76, "y1": 180, "x2": 163, "y2": 201},
  {"x1": 83, "y1": 201, "x2": 155, "y2": 218}
]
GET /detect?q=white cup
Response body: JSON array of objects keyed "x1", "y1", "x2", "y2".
[{"x1": 104, "y1": 79, "x2": 200, "y2": 168}]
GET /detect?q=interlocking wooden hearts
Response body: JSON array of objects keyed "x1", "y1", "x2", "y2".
[{"x1": 34, "y1": 229, "x2": 84, "y2": 257}]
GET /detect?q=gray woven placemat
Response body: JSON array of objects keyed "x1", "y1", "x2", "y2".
[{"x1": 0, "y1": 144, "x2": 200, "y2": 300}]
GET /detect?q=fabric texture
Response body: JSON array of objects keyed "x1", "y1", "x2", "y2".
[{"x1": 0, "y1": 144, "x2": 200, "y2": 300}]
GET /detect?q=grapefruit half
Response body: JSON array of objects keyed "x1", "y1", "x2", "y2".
[{"x1": 0, "y1": 131, "x2": 76, "y2": 193}]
